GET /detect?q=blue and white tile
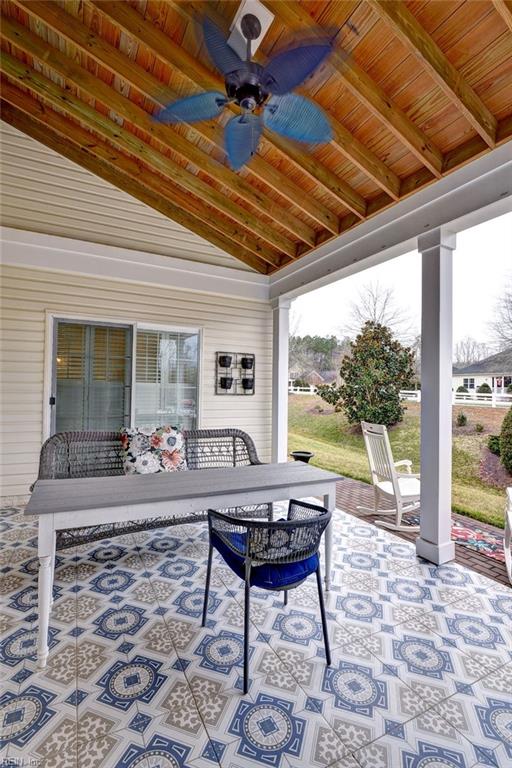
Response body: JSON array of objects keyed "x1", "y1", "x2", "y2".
[
  {"x1": 121, "y1": 729, "x2": 218, "y2": 768},
  {"x1": 352, "y1": 705, "x2": 501, "y2": 768},
  {"x1": 434, "y1": 663, "x2": 512, "y2": 768},
  {"x1": 0, "y1": 623, "x2": 60, "y2": 670},
  {"x1": 362, "y1": 619, "x2": 499, "y2": 708},
  {"x1": 400, "y1": 560, "x2": 482, "y2": 594},
  {"x1": 0, "y1": 682, "x2": 61, "y2": 754},
  {"x1": 274, "y1": 577, "x2": 338, "y2": 612},
  {"x1": 291, "y1": 639, "x2": 431, "y2": 754},
  {"x1": 417, "y1": 599, "x2": 512, "y2": 675},
  {"x1": 463, "y1": 586, "x2": 512, "y2": 624},
  {"x1": 256, "y1": 604, "x2": 351, "y2": 661},
  {"x1": 217, "y1": 688, "x2": 350, "y2": 768},
  {"x1": 2, "y1": 502, "x2": 511, "y2": 768}
]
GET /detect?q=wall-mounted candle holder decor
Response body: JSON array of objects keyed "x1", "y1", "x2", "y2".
[{"x1": 216, "y1": 352, "x2": 255, "y2": 395}]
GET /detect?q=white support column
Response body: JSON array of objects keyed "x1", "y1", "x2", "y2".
[
  {"x1": 417, "y1": 228, "x2": 456, "y2": 564},
  {"x1": 272, "y1": 297, "x2": 291, "y2": 463}
]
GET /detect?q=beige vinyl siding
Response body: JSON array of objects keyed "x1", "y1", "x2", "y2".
[
  {"x1": 0, "y1": 264, "x2": 272, "y2": 499},
  {"x1": 0, "y1": 122, "x2": 250, "y2": 272}
]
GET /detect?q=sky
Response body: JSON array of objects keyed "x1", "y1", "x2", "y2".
[{"x1": 291, "y1": 211, "x2": 512, "y2": 348}]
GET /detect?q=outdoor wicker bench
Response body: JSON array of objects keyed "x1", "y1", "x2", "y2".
[{"x1": 33, "y1": 428, "x2": 271, "y2": 549}]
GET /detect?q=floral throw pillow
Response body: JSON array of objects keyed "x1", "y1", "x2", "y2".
[{"x1": 120, "y1": 426, "x2": 187, "y2": 475}]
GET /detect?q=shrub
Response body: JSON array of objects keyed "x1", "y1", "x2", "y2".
[
  {"x1": 499, "y1": 407, "x2": 512, "y2": 473},
  {"x1": 507, "y1": 383, "x2": 512, "y2": 394},
  {"x1": 475, "y1": 423, "x2": 484, "y2": 433},
  {"x1": 477, "y1": 382, "x2": 492, "y2": 394},
  {"x1": 316, "y1": 383, "x2": 342, "y2": 406},
  {"x1": 488, "y1": 435, "x2": 501, "y2": 456},
  {"x1": 456, "y1": 412, "x2": 467, "y2": 427},
  {"x1": 293, "y1": 378, "x2": 309, "y2": 388},
  {"x1": 318, "y1": 321, "x2": 415, "y2": 428},
  {"x1": 456, "y1": 385, "x2": 469, "y2": 393}
]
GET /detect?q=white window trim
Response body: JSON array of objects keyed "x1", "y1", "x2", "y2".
[{"x1": 43, "y1": 311, "x2": 203, "y2": 441}]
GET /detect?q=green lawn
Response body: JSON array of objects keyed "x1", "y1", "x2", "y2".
[{"x1": 289, "y1": 395, "x2": 507, "y2": 528}]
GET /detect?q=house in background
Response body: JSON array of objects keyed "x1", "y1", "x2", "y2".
[
  {"x1": 453, "y1": 347, "x2": 512, "y2": 393},
  {"x1": 289, "y1": 370, "x2": 338, "y2": 389}
]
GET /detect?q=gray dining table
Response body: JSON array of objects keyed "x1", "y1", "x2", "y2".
[{"x1": 25, "y1": 461, "x2": 342, "y2": 668}]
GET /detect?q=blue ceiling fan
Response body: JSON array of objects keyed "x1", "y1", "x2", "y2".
[{"x1": 156, "y1": 14, "x2": 333, "y2": 171}]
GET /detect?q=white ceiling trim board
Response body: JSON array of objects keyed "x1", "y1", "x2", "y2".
[
  {"x1": 270, "y1": 143, "x2": 512, "y2": 300},
  {"x1": 0, "y1": 227, "x2": 271, "y2": 303}
]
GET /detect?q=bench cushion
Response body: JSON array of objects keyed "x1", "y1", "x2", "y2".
[{"x1": 120, "y1": 426, "x2": 187, "y2": 474}]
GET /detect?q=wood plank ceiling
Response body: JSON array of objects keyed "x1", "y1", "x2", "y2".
[{"x1": 1, "y1": 1, "x2": 511, "y2": 275}]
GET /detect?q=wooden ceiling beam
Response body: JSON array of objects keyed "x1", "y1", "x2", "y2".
[
  {"x1": 492, "y1": 0, "x2": 512, "y2": 33},
  {"x1": 0, "y1": 20, "x2": 305, "y2": 257},
  {"x1": 0, "y1": 81, "x2": 281, "y2": 272},
  {"x1": 368, "y1": 0, "x2": 496, "y2": 148},
  {"x1": 91, "y1": 0, "x2": 372, "y2": 214},
  {"x1": 265, "y1": 0, "x2": 444, "y2": 178},
  {"x1": 0, "y1": 16, "x2": 298, "y2": 259},
  {"x1": 11, "y1": 0, "x2": 337, "y2": 239},
  {"x1": 0, "y1": 101, "x2": 270, "y2": 273},
  {"x1": 0, "y1": 49, "x2": 286, "y2": 269}
]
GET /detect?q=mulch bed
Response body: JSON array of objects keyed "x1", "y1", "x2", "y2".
[{"x1": 479, "y1": 446, "x2": 512, "y2": 489}]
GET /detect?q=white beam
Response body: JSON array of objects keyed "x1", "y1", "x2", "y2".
[
  {"x1": 0, "y1": 227, "x2": 270, "y2": 303},
  {"x1": 417, "y1": 228, "x2": 456, "y2": 564},
  {"x1": 270, "y1": 143, "x2": 512, "y2": 300},
  {"x1": 272, "y1": 297, "x2": 291, "y2": 462}
]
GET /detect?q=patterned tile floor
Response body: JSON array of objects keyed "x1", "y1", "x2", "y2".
[{"x1": 1, "y1": 502, "x2": 511, "y2": 768}]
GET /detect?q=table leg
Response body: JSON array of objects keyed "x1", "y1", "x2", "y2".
[
  {"x1": 324, "y1": 489, "x2": 335, "y2": 591},
  {"x1": 37, "y1": 518, "x2": 55, "y2": 670}
]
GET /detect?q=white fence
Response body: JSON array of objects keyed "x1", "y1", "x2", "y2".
[
  {"x1": 289, "y1": 385, "x2": 512, "y2": 408},
  {"x1": 289, "y1": 385, "x2": 317, "y2": 395},
  {"x1": 400, "y1": 390, "x2": 512, "y2": 408}
]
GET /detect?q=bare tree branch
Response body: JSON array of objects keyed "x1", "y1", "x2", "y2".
[
  {"x1": 489, "y1": 279, "x2": 512, "y2": 350},
  {"x1": 453, "y1": 336, "x2": 493, "y2": 367},
  {"x1": 344, "y1": 281, "x2": 414, "y2": 342},
  {"x1": 289, "y1": 302, "x2": 302, "y2": 337}
]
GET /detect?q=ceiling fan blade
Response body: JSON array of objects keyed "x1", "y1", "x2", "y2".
[
  {"x1": 203, "y1": 17, "x2": 245, "y2": 75},
  {"x1": 262, "y1": 43, "x2": 331, "y2": 95},
  {"x1": 224, "y1": 114, "x2": 262, "y2": 170},
  {"x1": 264, "y1": 94, "x2": 332, "y2": 143},
  {"x1": 156, "y1": 91, "x2": 228, "y2": 124}
]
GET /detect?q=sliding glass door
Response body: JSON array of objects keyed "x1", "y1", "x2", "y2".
[
  {"x1": 51, "y1": 321, "x2": 200, "y2": 434},
  {"x1": 53, "y1": 321, "x2": 133, "y2": 433}
]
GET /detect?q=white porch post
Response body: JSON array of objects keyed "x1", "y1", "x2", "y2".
[
  {"x1": 416, "y1": 228, "x2": 456, "y2": 564},
  {"x1": 272, "y1": 297, "x2": 291, "y2": 463}
]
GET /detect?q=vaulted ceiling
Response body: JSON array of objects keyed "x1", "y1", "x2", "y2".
[{"x1": 1, "y1": 0, "x2": 511, "y2": 274}]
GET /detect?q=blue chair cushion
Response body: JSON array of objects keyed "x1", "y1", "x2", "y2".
[{"x1": 211, "y1": 531, "x2": 319, "y2": 590}]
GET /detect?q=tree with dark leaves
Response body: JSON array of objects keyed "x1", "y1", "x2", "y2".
[{"x1": 317, "y1": 321, "x2": 415, "y2": 428}]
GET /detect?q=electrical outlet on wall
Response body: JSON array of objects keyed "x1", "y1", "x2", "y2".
[{"x1": 227, "y1": 0, "x2": 275, "y2": 59}]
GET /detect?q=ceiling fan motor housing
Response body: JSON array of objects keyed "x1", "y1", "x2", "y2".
[{"x1": 225, "y1": 63, "x2": 269, "y2": 111}]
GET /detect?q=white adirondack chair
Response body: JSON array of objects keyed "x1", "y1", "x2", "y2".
[
  {"x1": 505, "y1": 488, "x2": 512, "y2": 585},
  {"x1": 358, "y1": 421, "x2": 421, "y2": 532}
]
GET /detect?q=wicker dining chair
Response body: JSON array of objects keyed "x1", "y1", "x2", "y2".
[{"x1": 202, "y1": 499, "x2": 332, "y2": 694}]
